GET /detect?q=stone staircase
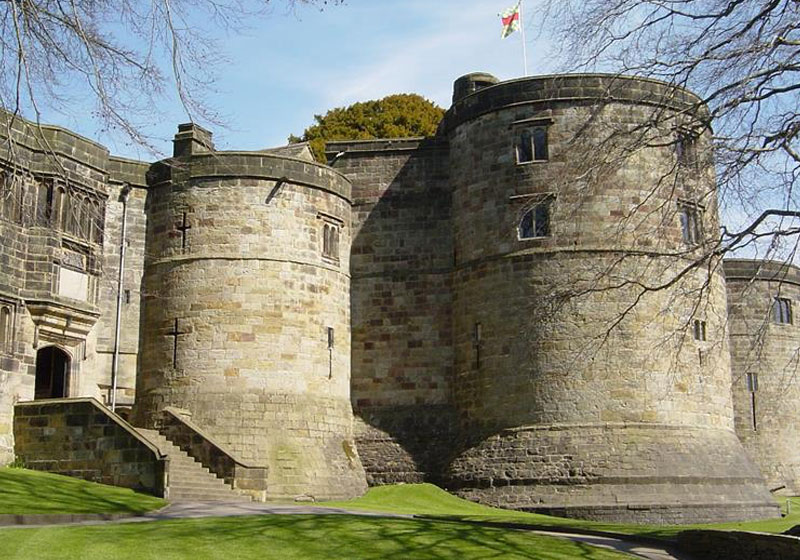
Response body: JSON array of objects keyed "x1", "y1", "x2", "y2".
[{"x1": 136, "y1": 428, "x2": 250, "y2": 502}]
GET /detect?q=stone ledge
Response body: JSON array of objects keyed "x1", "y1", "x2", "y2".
[
  {"x1": 677, "y1": 529, "x2": 800, "y2": 560},
  {"x1": 0, "y1": 512, "x2": 138, "y2": 526}
]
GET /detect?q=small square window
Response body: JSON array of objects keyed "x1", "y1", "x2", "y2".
[
  {"x1": 692, "y1": 319, "x2": 707, "y2": 341},
  {"x1": 517, "y1": 127, "x2": 548, "y2": 163},
  {"x1": 519, "y1": 202, "x2": 551, "y2": 239},
  {"x1": 679, "y1": 204, "x2": 702, "y2": 245},
  {"x1": 773, "y1": 297, "x2": 792, "y2": 325}
]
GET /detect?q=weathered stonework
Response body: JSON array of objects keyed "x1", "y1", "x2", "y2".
[
  {"x1": 133, "y1": 134, "x2": 366, "y2": 500},
  {"x1": 0, "y1": 115, "x2": 147, "y2": 464},
  {"x1": 725, "y1": 259, "x2": 800, "y2": 494},
  {"x1": 0, "y1": 72, "x2": 790, "y2": 521},
  {"x1": 331, "y1": 138, "x2": 457, "y2": 483},
  {"x1": 13, "y1": 398, "x2": 166, "y2": 495},
  {"x1": 332, "y1": 74, "x2": 778, "y2": 522}
]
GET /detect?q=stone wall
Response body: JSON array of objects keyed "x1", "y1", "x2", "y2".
[
  {"x1": 448, "y1": 423, "x2": 777, "y2": 523},
  {"x1": 330, "y1": 138, "x2": 457, "y2": 483},
  {"x1": 93, "y1": 158, "x2": 150, "y2": 409},
  {"x1": 442, "y1": 73, "x2": 775, "y2": 521},
  {"x1": 725, "y1": 259, "x2": 800, "y2": 494},
  {"x1": 134, "y1": 134, "x2": 366, "y2": 501},
  {"x1": 13, "y1": 398, "x2": 166, "y2": 495},
  {"x1": 158, "y1": 407, "x2": 268, "y2": 500},
  {"x1": 0, "y1": 113, "x2": 148, "y2": 465},
  {"x1": 677, "y1": 530, "x2": 800, "y2": 560}
]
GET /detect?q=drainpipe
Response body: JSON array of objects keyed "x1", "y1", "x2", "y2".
[{"x1": 110, "y1": 183, "x2": 132, "y2": 412}]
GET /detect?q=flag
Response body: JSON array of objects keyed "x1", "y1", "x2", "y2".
[{"x1": 500, "y1": 2, "x2": 520, "y2": 39}]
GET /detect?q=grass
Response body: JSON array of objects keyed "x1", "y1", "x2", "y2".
[
  {"x1": 322, "y1": 483, "x2": 800, "y2": 540},
  {"x1": 0, "y1": 467, "x2": 166, "y2": 515},
  {"x1": 1, "y1": 514, "x2": 637, "y2": 560}
]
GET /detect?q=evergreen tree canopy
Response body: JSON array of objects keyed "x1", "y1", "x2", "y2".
[{"x1": 291, "y1": 94, "x2": 445, "y2": 162}]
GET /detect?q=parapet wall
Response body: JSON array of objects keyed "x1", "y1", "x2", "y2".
[{"x1": 13, "y1": 398, "x2": 166, "y2": 495}]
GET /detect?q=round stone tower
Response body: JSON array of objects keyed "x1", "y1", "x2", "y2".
[
  {"x1": 443, "y1": 74, "x2": 777, "y2": 522},
  {"x1": 725, "y1": 259, "x2": 800, "y2": 494},
  {"x1": 134, "y1": 125, "x2": 366, "y2": 501}
]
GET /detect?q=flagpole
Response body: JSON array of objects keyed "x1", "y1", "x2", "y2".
[{"x1": 519, "y1": 0, "x2": 528, "y2": 76}]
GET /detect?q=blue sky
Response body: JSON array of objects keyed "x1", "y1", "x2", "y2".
[{"x1": 39, "y1": 0, "x2": 552, "y2": 160}]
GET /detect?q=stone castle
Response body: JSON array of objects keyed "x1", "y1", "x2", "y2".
[{"x1": 1, "y1": 72, "x2": 798, "y2": 523}]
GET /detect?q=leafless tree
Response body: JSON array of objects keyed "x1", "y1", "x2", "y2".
[
  {"x1": 0, "y1": 0, "x2": 341, "y2": 276},
  {"x1": 537, "y1": 0, "x2": 800, "y2": 246},
  {"x1": 524, "y1": 1, "x2": 800, "y2": 339},
  {"x1": 0, "y1": 0, "x2": 340, "y2": 152}
]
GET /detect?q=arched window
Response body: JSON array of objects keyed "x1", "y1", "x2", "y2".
[
  {"x1": 53, "y1": 186, "x2": 66, "y2": 230},
  {"x1": 60, "y1": 189, "x2": 72, "y2": 232},
  {"x1": 35, "y1": 181, "x2": 50, "y2": 225},
  {"x1": 67, "y1": 193, "x2": 82, "y2": 236},
  {"x1": 518, "y1": 202, "x2": 551, "y2": 239},
  {"x1": 321, "y1": 222, "x2": 340, "y2": 261},
  {"x1": 773, "y1": 297, "x2": 793, "y2": 325},
  {"x1": 2, "y1": 175, "x2": 24, "y2": 223},
  {"x1": 91, "y1": 199, "x2": 103, "y2": 243},
  {"x1": 516, "y1": 126, "x2": 549, "y2": 163},
  {"x1": 81, "y1": 196, "x2": 92, "y2": 239},
  {"x1": 0, "y1": 306, "x2": 10, "y2": 352}
]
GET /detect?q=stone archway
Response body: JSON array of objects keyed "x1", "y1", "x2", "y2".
[{"x1": 34, "y1": 346, "x2": 71, "y2": 399}]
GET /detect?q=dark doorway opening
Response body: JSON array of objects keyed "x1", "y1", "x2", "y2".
[{"x1": 34, "y1": 346, "x2": 70, "y2": 399}]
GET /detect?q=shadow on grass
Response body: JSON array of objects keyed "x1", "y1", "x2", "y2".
[
  {"x1": 3, "y1": 515, "x2": 633, "y2": 560},
  {"x1": 0, "y1": 468, "x2": 165, "y2": 515}
]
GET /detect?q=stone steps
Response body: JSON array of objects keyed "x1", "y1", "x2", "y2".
[{"x1": 136, "y1": 428, "x2": 250, "y2": 503}]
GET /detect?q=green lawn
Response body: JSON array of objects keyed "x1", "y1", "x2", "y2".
[
  {"x1": 322, "y1": 483, "x2": 800, "y2": 540},
  {"x1": 1, "y1": 514, "x2": 636, "y2": 560},
  {"x1": 0, "y1": 467, "x2": 166, "y2": 515}
]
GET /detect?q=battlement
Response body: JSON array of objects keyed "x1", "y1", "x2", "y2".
[
  {"x1": 724, "y1": 258, "x2": 800, "y2": 286},
  {"x1": 445, "y1": 72, "x2": 707, "y2": 132}
]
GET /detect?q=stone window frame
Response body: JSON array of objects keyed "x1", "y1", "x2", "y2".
[
  {"x1": 50, "y1": 181, "x2": 105, "y2": 245},
  {"x1": 511, "y1": 117, "x2": 554, "y2": 165},
  {"x1": 55, "y1": 240, "x2": 100, "y2": 304},
  {"x1": 678, "y1": 200, "x2": 703, "y2": 246},
  {"x1": 513, "y1": 193, "x2": 555, "y2": 241},
  {"x1": 692, "y1": 319, "x2": 707, "y2": 342},
  {"x1": 317, "y1": 212, "x2": 343, "y2": 264},
  {"x1": 746, "y1": 372, "x2": 759, "y2": 392},
  {"x1": 0, "y1": 299, "x2": 15, "y2": 355},
  {"x1": 675, "y1": 127, "x2": 700, "y2": 170},
  {"x1": 773, "y1": 296, "x2": 793, "y2": 325},
  {"x1": 0, "y1": 168, "x2": 25, "y2": 224}
]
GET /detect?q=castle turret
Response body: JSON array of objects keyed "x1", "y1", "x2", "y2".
[
  {"x1": 442, "y1": 73, "x2": 776, "y2": 522},
  {"x1": 725, "y1": 259, "x2": 800, "y2": 494},
  {"x1": 134, "y1": 129, "x2": 366, "y2": 500}
]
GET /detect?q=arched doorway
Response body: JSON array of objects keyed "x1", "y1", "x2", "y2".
[{"x1": 34, "y1": 346, "x2": 71, "y2": 399}]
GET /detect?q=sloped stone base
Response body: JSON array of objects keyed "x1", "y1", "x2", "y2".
[{"x1": 446, "y1": 423, "x2": 780, "y2": 524}]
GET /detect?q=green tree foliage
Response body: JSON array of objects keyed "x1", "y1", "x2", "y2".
[{"x1": 291, "y1": 94, "x2": 445, "y2": 162}]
